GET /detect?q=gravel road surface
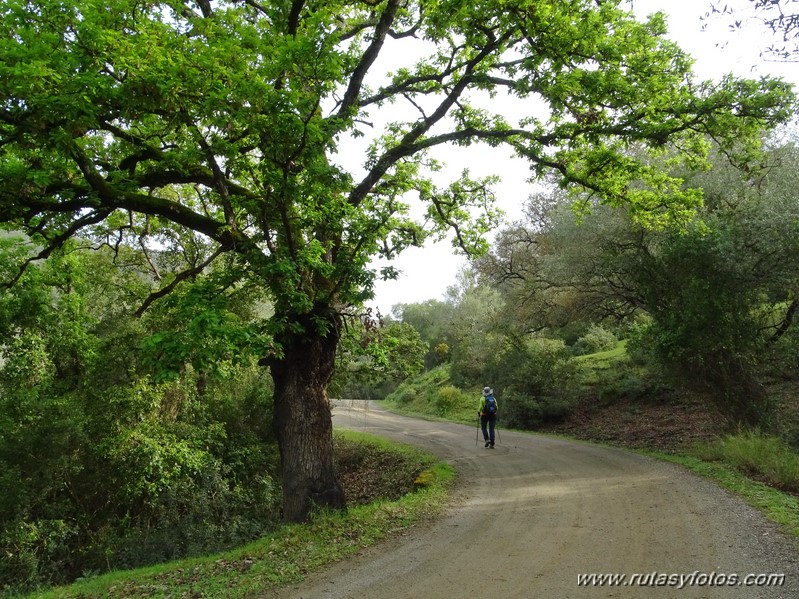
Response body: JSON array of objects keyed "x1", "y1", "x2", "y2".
[{"x1": 269, "y1": 401, "x2": 799, "y2": 598}]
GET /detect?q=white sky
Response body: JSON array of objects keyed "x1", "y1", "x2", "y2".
[{"x1": 365, "y1": 0, "x2": 799, "y2": 316}]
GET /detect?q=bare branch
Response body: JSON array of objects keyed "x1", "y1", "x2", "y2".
[
  {"x1": 337, "y1": 0, "x2": 403, "y2": 118},
  {"x1": 135, "y1": 245, "x2": 226, "y2": 317}
]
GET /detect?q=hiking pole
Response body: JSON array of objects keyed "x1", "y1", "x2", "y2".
[{"x1": 475, "y1": 417, "x2": 480, "y2": 446}]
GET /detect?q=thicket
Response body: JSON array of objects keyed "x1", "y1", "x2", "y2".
[
  {"x1": 0, "y1": 242, "x2": 281, "y2": 595},
  {"x1": 620, "y1": 143, "x2": 799, "y2": 427}
]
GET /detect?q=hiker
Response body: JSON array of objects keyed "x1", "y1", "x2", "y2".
[{"x1": 478, "y1": 386, "x2": 498, "y2": 448}]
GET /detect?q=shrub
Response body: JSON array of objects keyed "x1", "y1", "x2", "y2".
[
  {"x1": 106, "y1": 459, "x2": 279, "y2": 571},
  {"x1": 389, "y1": 384, "x2": 416, "y2": 406},
  {"x1": 0, "y1": 369, "x2": 282, "y2": 594},
  {"x1": 500, "y1": 390, "x2": 577, "y2": 429},
  {"x1": 572, "y1": 325, "x2": 617, "y2": 356},
  {"x1": 434, "y1": 385, "x2": 468, "y2": 416},
  {"x1": 624, "y1": 317, "x2": 659, "y2": 367},
  {"x1": 0, "y1": 519, "x2": 78, "y2": 595}
]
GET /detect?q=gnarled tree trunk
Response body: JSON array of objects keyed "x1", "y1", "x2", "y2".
[{"x1": 268, "y1": 308, "x2": 346, "y2": 522}]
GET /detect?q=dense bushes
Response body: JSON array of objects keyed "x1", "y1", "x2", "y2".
[
  {"x1": 625, "y1": 222, "x2": 776, "y2": 425},
  {"x1": 398, "y1": 332, "x2": 581, "y2": 429},
  {"x1": 0, "y1": 366, "x2": 281, "y2": 594},
  {"x1": 572, "y1": 325, "x2": 618, "y2": 356},
  {"x1": 0, "y1": 245, "x2": 282, "y2": 595}
]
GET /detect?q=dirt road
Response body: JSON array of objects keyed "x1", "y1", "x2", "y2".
[{"x1": 272, "y1": 401, "x2": 799, "y2": 598}]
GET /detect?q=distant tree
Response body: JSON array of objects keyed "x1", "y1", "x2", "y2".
[
  {"x1": 476, "y1": 185, "x2": 636, "y2": 335},
  {"x1": 333, "y1": 319, "x2": 427, "y2": 397},
  {"x1": 447, "y1": 283, "x2": 505, "y2": 387},
  {"x1": 1, "y1": 0, "x2": 794, "y2": 521},
  {"x1": 706, "y1": 0, "x2": 799, "y2": 60},
  {"x1": 481, "y1": 139, "x2": 799, "y2": 424},
  {"x1": 393, "y1": 299, "x2": 454, "y2": 366}
]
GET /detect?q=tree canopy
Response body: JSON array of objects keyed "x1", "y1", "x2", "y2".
[{"x1": 1, "y1": 0, "x2": 795, "y2": 521}]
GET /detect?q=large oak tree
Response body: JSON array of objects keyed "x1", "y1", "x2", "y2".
[{"x1": 1, "y1": 0, "x2": 794, "y2": 521}]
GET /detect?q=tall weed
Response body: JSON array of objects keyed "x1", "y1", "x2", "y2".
[{"x1": 693, "y1": 431, "x2": 799, "y2": 493}]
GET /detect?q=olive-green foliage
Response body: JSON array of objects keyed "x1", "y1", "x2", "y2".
[
  {"x1": 395, "y1": 282, "x2": 580, "y2": 429},
  {"x1": 634, "y1": 144, "x2": 799, "y2": 425},
  {"x1": 768, "y1": 325, "x2": 799, "y2": 383},
  {"x1": 574, "y1": 341, "x2": 666, "y2": 405},
  {"x1": 630, "y1": 222, "x2": 775, "y2": 425},
  {"x1": 393, "y1": 300, "x2": 456, "y2": 369},
  {"x1": 332, "y1": 321, "x2": 427, "y2": 400},
  {"x1": 387, "y1": 339, "x2": 647, "y2": 431},
  {"x1": 445, "y1": 284, "x2": 505, "y2": 389},
  {"x1": 434, "y1": 385, "x2": 472, "y2": 417},
  {"x1": 484, "y1": 141, "x2": 799, "y2": 427},
  {"x1": 572, "y1": 325, "x2": 618, "y2": 356},
  {"x1": 384, "y1": 365, "x2": 479, "y2": 424},
  {"x1": 449, "y1": 330, "x2": 505, "y2": 389},
  {"x1": 1, "y1": 371, "x2": 280, "y2": 596}
]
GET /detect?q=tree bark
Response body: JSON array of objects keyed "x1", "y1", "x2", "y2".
[{"x1": 268, "y1": 307, "x2": 346, "y2": 522}]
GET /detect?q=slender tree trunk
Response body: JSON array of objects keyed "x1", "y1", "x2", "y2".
[{"x1": 268, "y1": 307, "x2": 346, "y2": 522}]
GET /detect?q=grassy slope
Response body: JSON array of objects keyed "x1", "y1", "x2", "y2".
[{"x1": 383, "y1": 365, "x2": 482, "y2": 425}]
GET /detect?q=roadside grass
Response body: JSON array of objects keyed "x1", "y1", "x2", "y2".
[
  {"x1": 689, "y1": 431, "x2": 799, "y2": 494},
  {"x1": 576, "y1": 347, "x2": 799, "y2": 537},
  {"x1": 645, "y1": 450, "x2": 799, "y2": 538},
  {"x1": 22, "y1": 431, "x2": 455, "y2": 599}
]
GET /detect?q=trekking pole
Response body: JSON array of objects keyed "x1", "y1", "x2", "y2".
[{"x1": 475, "y1": 417, "x2": 480, "y2": 446}]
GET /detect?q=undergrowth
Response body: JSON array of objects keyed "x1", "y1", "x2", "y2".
[{"x1": 19, "y1": 431, "x2": 454, "y2": 599}]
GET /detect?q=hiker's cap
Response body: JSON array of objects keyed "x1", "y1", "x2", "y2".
[{"x1": 483, "y1": 386, "x2": 492, "y2": 395}]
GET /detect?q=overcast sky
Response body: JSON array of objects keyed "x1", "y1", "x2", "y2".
[{"x1": 365, "y1": 0, "x2": 799, "y2": 316}]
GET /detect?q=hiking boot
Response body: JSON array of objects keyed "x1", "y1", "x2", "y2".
[
  {"x1": 490, "y1": 442, "x2": 495, "y2": 448},
  {"x1": 484, "y1": 441, "x2": 490, "y2": 448}
]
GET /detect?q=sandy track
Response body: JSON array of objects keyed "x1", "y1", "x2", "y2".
[{"x1": 267, "y1": 401, "x2": 799, "y2": 598}]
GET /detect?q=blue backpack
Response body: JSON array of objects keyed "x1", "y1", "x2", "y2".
[{"x1": 484, "y1": 394, "x2": 497, "y2": 415}]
